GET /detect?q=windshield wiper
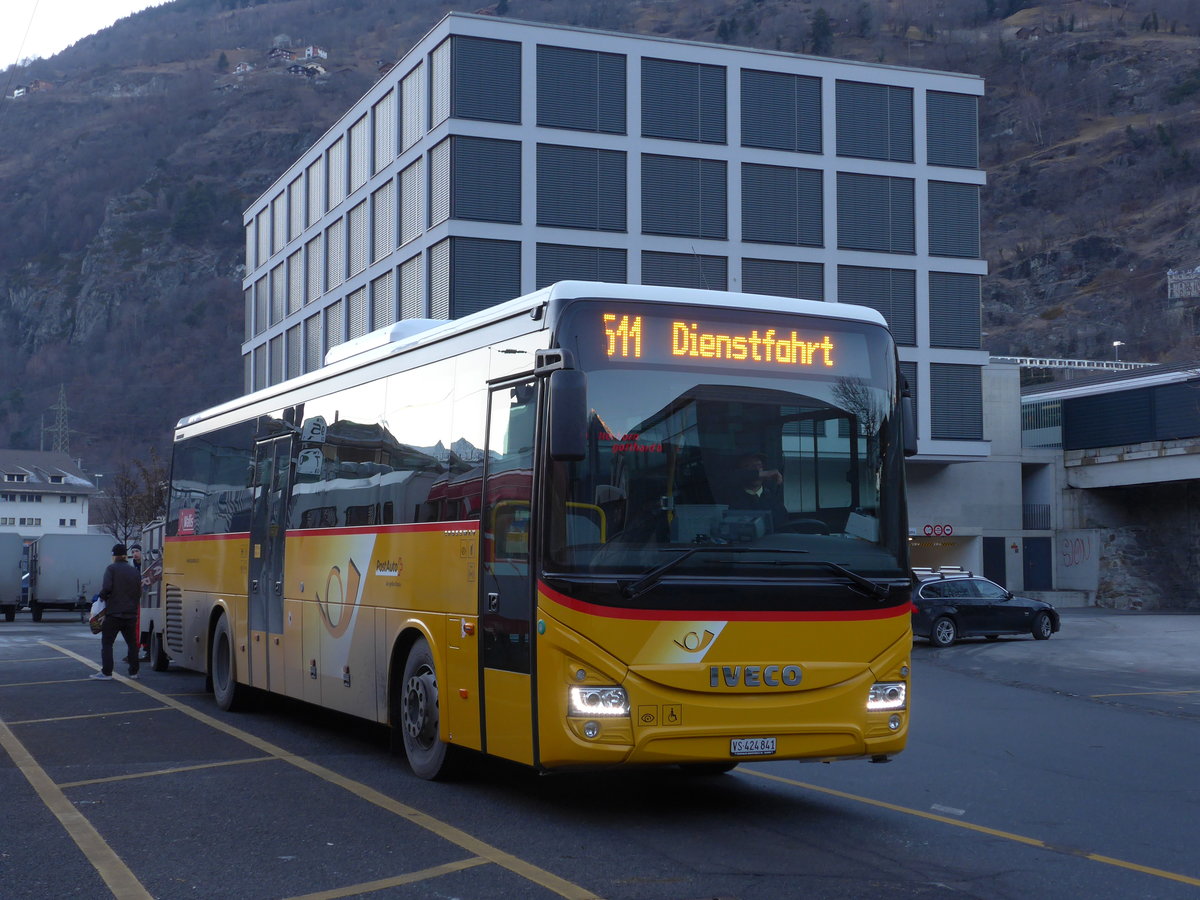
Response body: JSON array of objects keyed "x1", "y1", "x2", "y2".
[
  {"x1": 778, "y1": 560, "x2": 892, "y2": 601},
  {"x1": 619, "y1": 547, "x2": 808, "y2": 602},
  {"x1": 618, "y1": 550, "x2": 890, "y2": 603}
]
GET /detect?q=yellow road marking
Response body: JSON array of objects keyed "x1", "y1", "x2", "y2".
[
  {"x1": 59, "y1": 756, "x2": 275, "y2": 789},
  {"x1": 1092, "y1": 689, "x2": 1200, "y2": 698},
  {"x1": 0, "y1": 677, "x2": 106, "y2": 687},
  {"x1": 743, "y1": 768, "x2": 1200, "y2": 887},
  {"x1": 0, "y1": 717, "x2": 153, "y2": 899},
  {"x1": 42, "y1": 642, "x2": 603, "y2": 900},
  {"x1": 283, "y1": 857, "x2": 490, "y2": 900},
  {"x1": 7, "y1": 706, "x2": 169, "y2": 725},
  {"x1": 0, "y1": 655, "x2": 66, "y2": 662}
]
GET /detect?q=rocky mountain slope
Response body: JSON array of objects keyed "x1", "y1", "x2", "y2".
[{"x1": 1, "y1": 0, "x2": 1198, "y2": 476}]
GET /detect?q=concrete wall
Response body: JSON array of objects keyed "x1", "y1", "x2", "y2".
[
  {"x1": 1072, "y1": 482, "x2": 1200, "y2": 610},
  {"x1": 907, "y1": 360, "x2": 1028, "y2": 584}
]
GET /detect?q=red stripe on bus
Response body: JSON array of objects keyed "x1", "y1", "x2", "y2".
[
  {"x1": 165, "y1": 533, "x2": 250, "y2": 543},
  {"x1": 286, "y1": 522, "x2": 479, "y2": 538},
  {"x1": 164, "y1": 522, "x2": 479, "y2": 542},
  {"x1": 538, "y1": 580, "x2": 910, "y2": 622}
]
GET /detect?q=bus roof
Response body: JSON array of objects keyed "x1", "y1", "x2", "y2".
[{"x1": 179, "y1": 282, "x2": 889, "y2": 431}]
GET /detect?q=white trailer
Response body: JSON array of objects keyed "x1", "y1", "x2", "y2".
[
  {"x1": 0, "y1": 533, "x2": 24, "y2": 622},
  {"x1": 27, "y1": 534, "x2": 114, "y2": 622}
]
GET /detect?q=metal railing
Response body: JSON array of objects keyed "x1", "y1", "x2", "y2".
[{"x1": 1022, "y1": 503, "x2": 1051, "y2": 530}]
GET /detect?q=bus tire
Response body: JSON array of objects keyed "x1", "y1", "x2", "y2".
[
  {"x1": 210, "y1": 614, "x2": 242, "y2": 711},
  {"x1": 150, "y1": 631, "x2": 170, "y2": 672},
  {"x1": 398, "y1": 637, "x2": 453, "y2": 780},
  {"x1": 2, "y1": 606, "x2": 14, "y2": 622},
  {"x1": 31, "y1": 601, "x2": 43, "y2": 623}
]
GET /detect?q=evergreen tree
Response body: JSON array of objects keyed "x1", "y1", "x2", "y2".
[{"x1": 810, "y1": 9, "x2": 833, "y2": 56}]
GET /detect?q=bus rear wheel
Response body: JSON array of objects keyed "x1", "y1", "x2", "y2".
[
  {"x1": 398, "y1": 637, "x2": 453, "y2": 780},
  {"x1": 210, "y1": 614, "x2": 242, "y2": 711}
]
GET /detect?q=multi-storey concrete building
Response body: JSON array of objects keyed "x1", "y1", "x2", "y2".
[
  {"x1": 0, "y1": 450, "x2": 96, "y2": 541},
  {"x1": 243, "y1": 12, "x2": 987, "y2": 462}
]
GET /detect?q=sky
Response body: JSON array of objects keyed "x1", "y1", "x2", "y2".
[{"x1": 4, "y1": 0, "x2": 167, "y2": 69}]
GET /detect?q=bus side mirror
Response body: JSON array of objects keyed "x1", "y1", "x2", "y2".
[
  {"x1": 548, "y1": 369, "x2": 587, "y2": 462},
  {"x1": 901, "y1": 378, "x2": 917, "y2": 458}
]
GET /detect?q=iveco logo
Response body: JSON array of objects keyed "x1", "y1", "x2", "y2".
[{"x1": 709, "y1": 665, "x2": 802, "y2": 688}]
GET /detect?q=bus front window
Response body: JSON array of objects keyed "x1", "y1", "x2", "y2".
[{"x1": 546, "y1": 352, "x2": 907, "y2": 584}]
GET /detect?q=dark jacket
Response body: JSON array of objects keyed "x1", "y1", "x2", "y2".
[{"x1": 100, "y1": 559, "x2": 141, "y2": 618}]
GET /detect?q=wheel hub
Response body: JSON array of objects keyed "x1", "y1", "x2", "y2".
[{"x1": 403, "y1": 669, "x2": 438, "y2": 744}]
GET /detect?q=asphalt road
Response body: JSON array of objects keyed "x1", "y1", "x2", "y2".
[{"x1": 1, "y1": 608, "x2": 1197, "y2": 899}]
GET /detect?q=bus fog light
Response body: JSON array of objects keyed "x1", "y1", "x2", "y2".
[
  {"x1": 583, "y1": 721, "x2": 600, "y2": 739},
  {"x1": 569, "y1": 685, "x2": 629, "y2": 717},
  {"x1": 888, "y1": 714, "x2": 902, "y2": 731},
  {"x1": 867, "y1": 682, "x2": 907, "y2": 711}
]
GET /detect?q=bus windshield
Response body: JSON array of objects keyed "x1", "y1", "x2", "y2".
[{"x1": 547, "y1": 301, "x2": 908, "y2": 584}]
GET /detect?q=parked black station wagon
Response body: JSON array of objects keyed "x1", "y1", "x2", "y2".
[{"x1": 912, "y1": 570, "x2": 1061, "y2": 647}]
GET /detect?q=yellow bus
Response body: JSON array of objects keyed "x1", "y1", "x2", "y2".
[{"x1": 164, "y1": 281, "x2": 914, "y2": 779}]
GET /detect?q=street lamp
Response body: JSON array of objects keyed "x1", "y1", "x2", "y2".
[{"x1": 1112, "y1": 341, "x2": 1125, "y2": 361}]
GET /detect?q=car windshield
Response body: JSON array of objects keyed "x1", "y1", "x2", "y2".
[{"x1": 545, "y1": 301, "x2": 909, "y2": 584}]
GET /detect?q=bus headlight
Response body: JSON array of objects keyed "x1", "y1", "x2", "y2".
[
  {"x1": 569, "y1": 686, "x2": 629, "y2": 717},
  {"x1": 867, "y1": 682, "x2": 907, "y2": 711}
]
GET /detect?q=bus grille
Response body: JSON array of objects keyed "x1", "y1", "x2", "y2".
[{"x1": 164, "y1": 583, "x2": 184, "y2": 656}]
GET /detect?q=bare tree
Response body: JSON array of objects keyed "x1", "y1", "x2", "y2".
[{"x1": 95, "y1": 449, "x2": 169, "y2": 543}]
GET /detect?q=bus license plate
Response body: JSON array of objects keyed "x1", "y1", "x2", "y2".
[{"x1": 730, "y1": 737, "x2": 776, "y2": 757}]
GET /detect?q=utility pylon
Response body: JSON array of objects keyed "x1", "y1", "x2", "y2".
[{"x1": 43, "y1": 384, "x2": 71, "y2": 455}]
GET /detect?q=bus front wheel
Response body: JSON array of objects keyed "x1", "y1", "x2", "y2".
[
  {"x1": 210, "y1": 615, "x2": 242, "y2": 711},
  {"x1": 398, "y1": 638, "x2": 453, "y2": 780}
]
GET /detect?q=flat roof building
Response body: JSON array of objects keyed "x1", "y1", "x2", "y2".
[{"x1": 242, "y1": 12, "x2": 987, "y2": 461}]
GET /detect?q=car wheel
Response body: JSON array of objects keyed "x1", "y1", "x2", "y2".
[
  {"x1": 931, "y1": 616, "x2": 957, "y2": 647},
  {"x1": 397, "y1": 637, "x2": 456, "y2": 780},
  {"x1": 210, "y1": 614, "x2": 242, "y2": 711},
  {"x1": 1032, "y1": 612, "x2": 1053, "y2": 640}
]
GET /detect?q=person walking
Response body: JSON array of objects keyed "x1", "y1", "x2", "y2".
[{"x1": 90, "y1": 544, "x2": 142, "y2": 681}]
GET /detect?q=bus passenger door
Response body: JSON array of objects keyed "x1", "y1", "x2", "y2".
[
  {"x1": 480, "y1": 379, "x2": 537, "y2": 765},
  {"x1": 249, "y1": 434, "x2": 294, "y2": 693}
]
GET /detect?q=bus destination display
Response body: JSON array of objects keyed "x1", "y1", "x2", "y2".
[{"x1": 595, "y1": 308, "x2": 872, "y2": 375}]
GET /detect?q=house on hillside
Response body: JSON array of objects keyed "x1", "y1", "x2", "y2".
[
  {"x1": 10, "y1": 85, "x2": 27, "y2": 98},
  {"x1": 0, "y1": 450, "x2": 97, "y2": 541},
  {"x1": 234, "y1": 61, "x2": 254, "y2": 74},
  {"x1": 269, "y1": 47, "x2": 295, "y2": 61},
  {"x1": 287, "y1": 64, "x2": 325, "y2": 78},
  {"x1": 1015, "y1": 25, "x2": 1046, "y2": 40},
  {"x1": 1167, "y1": 266, "x2": 1200, "y2": 300},
  {"x1": 28, "y1": 79, "x2": 54, "y2": 92},
  {"x1": 304, "y1": 45, "x2": 328, "y2": 60}
]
